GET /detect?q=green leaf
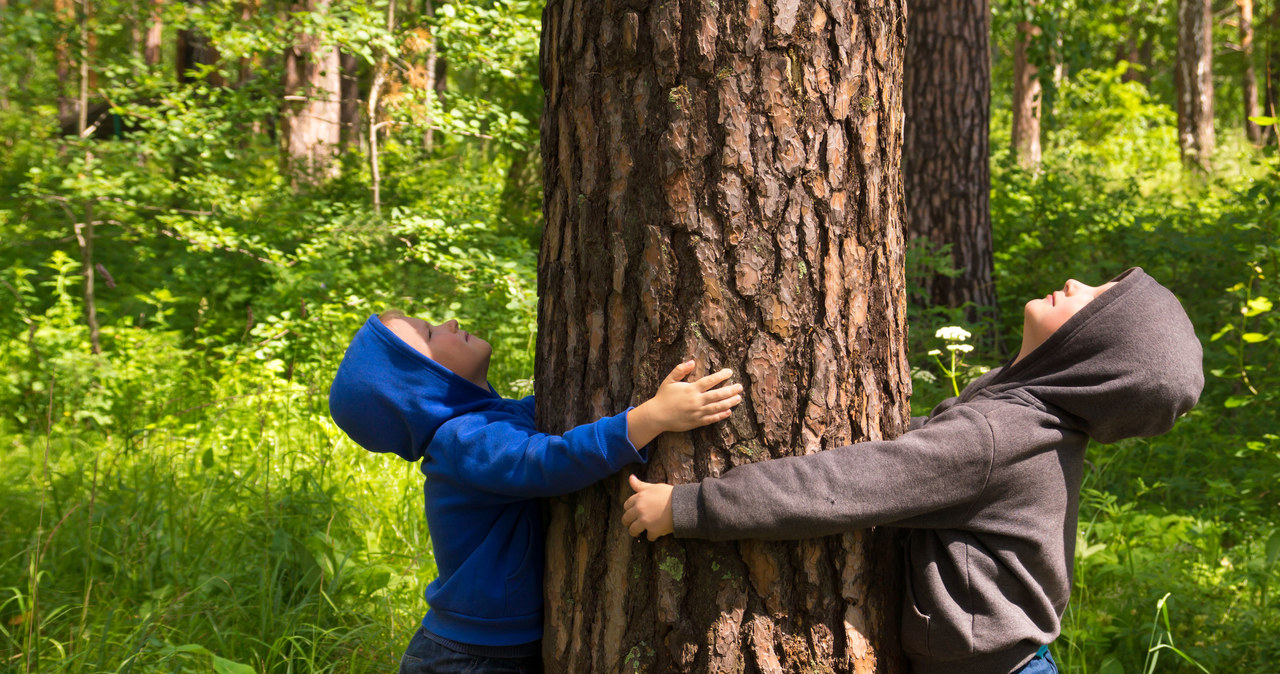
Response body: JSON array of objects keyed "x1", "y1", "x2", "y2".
[
  {"x1": 1209, "y1": 324, "x2": 1234, "y2": 341},
  {"x1": 1241, "y1": 333, "x2": 1269, "y2": 343},
  {"x1": 1079, "y1": 542, "x2": 1107, "y2": 558},
  {"x1": 1248, "y1": 115, "x2": 1278, "y2": 126},
  {"x1": 1267, "y1": 530, "x2": 1280, "y2": 567},
  {"x1": 1099, "y1": 656, "x2": 1126, "y2": 674},
  {"x1": 1245, "y1": 296, "x2": 1273, "y2": 317},
  {"x1": 1225, "y1": 395, "x2": 1253, "y2": 408},
  {"x1": 212, "y1": 656, "x2": 257, "y2": 674},
  {"x1": 202, "y1": 448, "x2": 214, "y2": 469}
]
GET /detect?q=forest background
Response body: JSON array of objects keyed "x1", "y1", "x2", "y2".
[{"x1": 0, "y1": 0, "x2": 1277, "y2": 671}]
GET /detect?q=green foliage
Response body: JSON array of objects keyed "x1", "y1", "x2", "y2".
[
  {"x1": 0, "y1": 0, "x2": 542, "y2": 668},
  {"x1": 3, "y1": 0, "x2": 1279, "y2": 670}
]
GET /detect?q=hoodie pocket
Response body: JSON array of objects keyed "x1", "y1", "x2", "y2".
[
  {"x1": 504, "y1": 518, "x2": 542, "y2": 616},
  {"x1": 902, "y1": 592, "x2": 932, "y2": 657}
]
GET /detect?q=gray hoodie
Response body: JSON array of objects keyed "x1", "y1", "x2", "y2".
[{"x1": 671, "y1": 268, "x2": 1203, "y2": 673}]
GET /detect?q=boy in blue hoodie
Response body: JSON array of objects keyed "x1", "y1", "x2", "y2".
[{"x1": 328, "y1": 310, "x2": 743, "y2": 673}]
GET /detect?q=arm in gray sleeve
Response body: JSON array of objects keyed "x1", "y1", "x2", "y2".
[{"x1": 671, "y1": 404, "x2": 995, "y2": 541}]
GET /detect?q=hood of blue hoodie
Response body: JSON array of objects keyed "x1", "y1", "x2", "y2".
[
  {"x1": 329, "y1": 315, "x2": 502, "y2": 461},
  {"x1": 973, "y1": 267, "x2": 1204, "y2": 444}
]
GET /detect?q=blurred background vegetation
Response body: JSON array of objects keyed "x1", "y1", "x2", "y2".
[{"x1": 0, "y1": 0, "x2": 1277, "y2": 671}]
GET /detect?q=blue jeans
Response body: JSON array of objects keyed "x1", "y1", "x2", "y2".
[
  {"x1": 1014, "y1": 645, "x2": 1059, "y2": 674},
  {"x1": 398, "y1": 628, "x2": 542, "y2": 674}
]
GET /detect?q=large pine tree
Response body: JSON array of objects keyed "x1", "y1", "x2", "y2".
[{"x1": 536, "y1": 1, "x2": 911, "y2": 671}]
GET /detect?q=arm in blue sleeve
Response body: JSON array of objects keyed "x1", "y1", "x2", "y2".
[{"x1": 442, "y1": 408, "x2": 648, "y2": 500}]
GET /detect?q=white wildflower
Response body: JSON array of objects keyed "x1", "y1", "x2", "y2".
[
  {"x1": 912, "y1": 367, "x2": 938, "y2": 384},
  {"x1": 946, "y1": 344, "x2": 974, "y2": 353},
  {"x1": 927, "y1": 349, "x2": 942, "y2": 356},
  {"x1": 935, "y1": 326, "x2": 972, "y2": 341}
]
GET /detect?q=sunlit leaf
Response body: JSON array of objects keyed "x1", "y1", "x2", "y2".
[
  {"x1": 1244, "y1": 296, "x2": 1272, "y2": 317},
  {"x1": 1224, "y1": 395, "x2": 1253, "y2": 408}
]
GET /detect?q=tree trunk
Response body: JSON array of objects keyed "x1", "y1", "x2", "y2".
[
  {"x1": 280, "y1": 0, "x2": 342, "y2": 184},
  {"x1": 340, "y1": 51, "x2": 361, "y2": 152},
  {"x1": 1176, "y1": 0, "x2": 1213, "y2": 171},
  {"x1": 1118, "y1": 24, "x2": 1140, "y2": 83},
  {"x1": 367, "y1": 0, "x2": 395, "y2": 213},
  {"x1": 142, "y1": 0, "x2": 163, "y2": 66},
  {"x1": 1268, "y1": 5, "x2": 1278, "y2": 145},
  {"x1": 421, "y1": 0, "x2": 439, "y2": 151},
  {"x1": 56, "y1": 0, "x2": 77, "y2": 126},
  {"x1": 1011, "y1": 15, "x2": 1042, "y2": 169},
  {"x1": 176, "y1": 0, "x2": 222, "y2": 85},
  {"x1": 537, "y1": 2, "x2": 911, "y2": 672},
  {"x1": 1239, "y1": 0, "x2": 1262, "y2": 144},
  {"x1": 1138, "y1": 34, "x2": 1154, "y2": 87},
  {"x1": 904, "y1": 0, "x2": 996, "y2": 325},
  {"x1": 78, "y1": 0, "x2": 101, "y2": 354}
]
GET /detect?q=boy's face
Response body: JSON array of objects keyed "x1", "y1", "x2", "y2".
[
  {"x1": 1019, "y1": 279, "x2": 1118, "y2": 360},
  {"x1": 383, "y1": 315, "x2": 492, "y2": 389}
]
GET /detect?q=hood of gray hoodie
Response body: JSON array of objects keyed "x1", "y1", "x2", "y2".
[{"x1": 965, "y1": 267, "x2": 1203, "y2": 444}]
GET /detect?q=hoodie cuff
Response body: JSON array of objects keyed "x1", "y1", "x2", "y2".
[
  {"x1": 602, "y1": 408, "x2": 648, "y2": 465},
  {"x1": 671, "y1": 483, "x2": 709, "y2": 539},
  {"x1": 618, "y1": 406, "x2": 652, "y2": 461}
]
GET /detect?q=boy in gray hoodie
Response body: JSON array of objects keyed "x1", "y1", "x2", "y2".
[{"x1": 621, "y1": 267, "x2": 1203, "y2": 674}]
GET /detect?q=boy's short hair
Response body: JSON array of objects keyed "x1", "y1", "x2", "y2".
[{"x1": 378, "y1": 309, "x2": 406, "y2": 324}]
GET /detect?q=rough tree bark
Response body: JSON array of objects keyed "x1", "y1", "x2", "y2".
[
  {"x1": 904, "y1": 0, "x2": 996, "y2": 322},
  {"x1": 537, "y1": 1, "x2": 911, "y2": 672},
  {"x1": 1239, "y1": 0, "x2": 1262, "y2": 144},
  {"x1": 281, "y1": 0, "x2": 342, "y2": 184},
  {"x1": 1011, "y1": 11, "x2": 1042, "y2": 169},
  {"x1": 1176, "y1": 0, "x2": 1213, "y2": 171}
]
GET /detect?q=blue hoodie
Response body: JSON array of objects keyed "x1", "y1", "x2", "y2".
[{"x1": 328, "y1": 315, "x2": 647, "y2": 647}]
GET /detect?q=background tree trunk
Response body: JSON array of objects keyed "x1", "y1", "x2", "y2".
[
  {"x1": 176, "y1": 0, "x2": 222, "y2": 85},
  {"x1": 1011, "y1": 14, "x2": 1042, "y2": 168},
  {"x1": 1176, "y1": 0, "x2": 1213, "y2": 171},
  {"x1": 537, "y1": 1, "x2": 911, "y2": 672},
  {"x1": 1118, "y1": 24, "x2": 1140, "y2": 82},
  {"x1": 144, "y1": 0, "x2": 163, "y2": 66},
  {"x1": 56, "y1": 0, "x2": 78, "y2": 126},
  {"x1": 339, "y1": 51, "x2": 361, "y2": 152},
  {"x1": 904, "y1": 0, "x2": 997, "y2": 325},
  {"x1": 280, "y1": 0, "x2": 342, "y2": 184},
  {"x1": 1239, "y1": 0, "x2": 1262, "y2": 144},
  {"x1": 1268, "y1": 5, "x2": 1278, "y2": 145},
  {"x1": 78, "y1": 0, "x2": 101, "y2": 354}
]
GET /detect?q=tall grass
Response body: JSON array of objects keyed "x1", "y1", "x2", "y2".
[{"x1": 0, "y1": 375, "x2": 435, "y2": 672}]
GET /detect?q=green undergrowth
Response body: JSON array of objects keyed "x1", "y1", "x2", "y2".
[{"x1": 1, "y1": 374, "x2": 436, "y2": 671}]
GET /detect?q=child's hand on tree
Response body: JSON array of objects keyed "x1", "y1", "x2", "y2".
[
  {"x1": 626, "y1": 361, "x2": 743, "y2": 448},
  {"x1": 622, "y1": 475, "x2": 675, "y2": 540}
]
